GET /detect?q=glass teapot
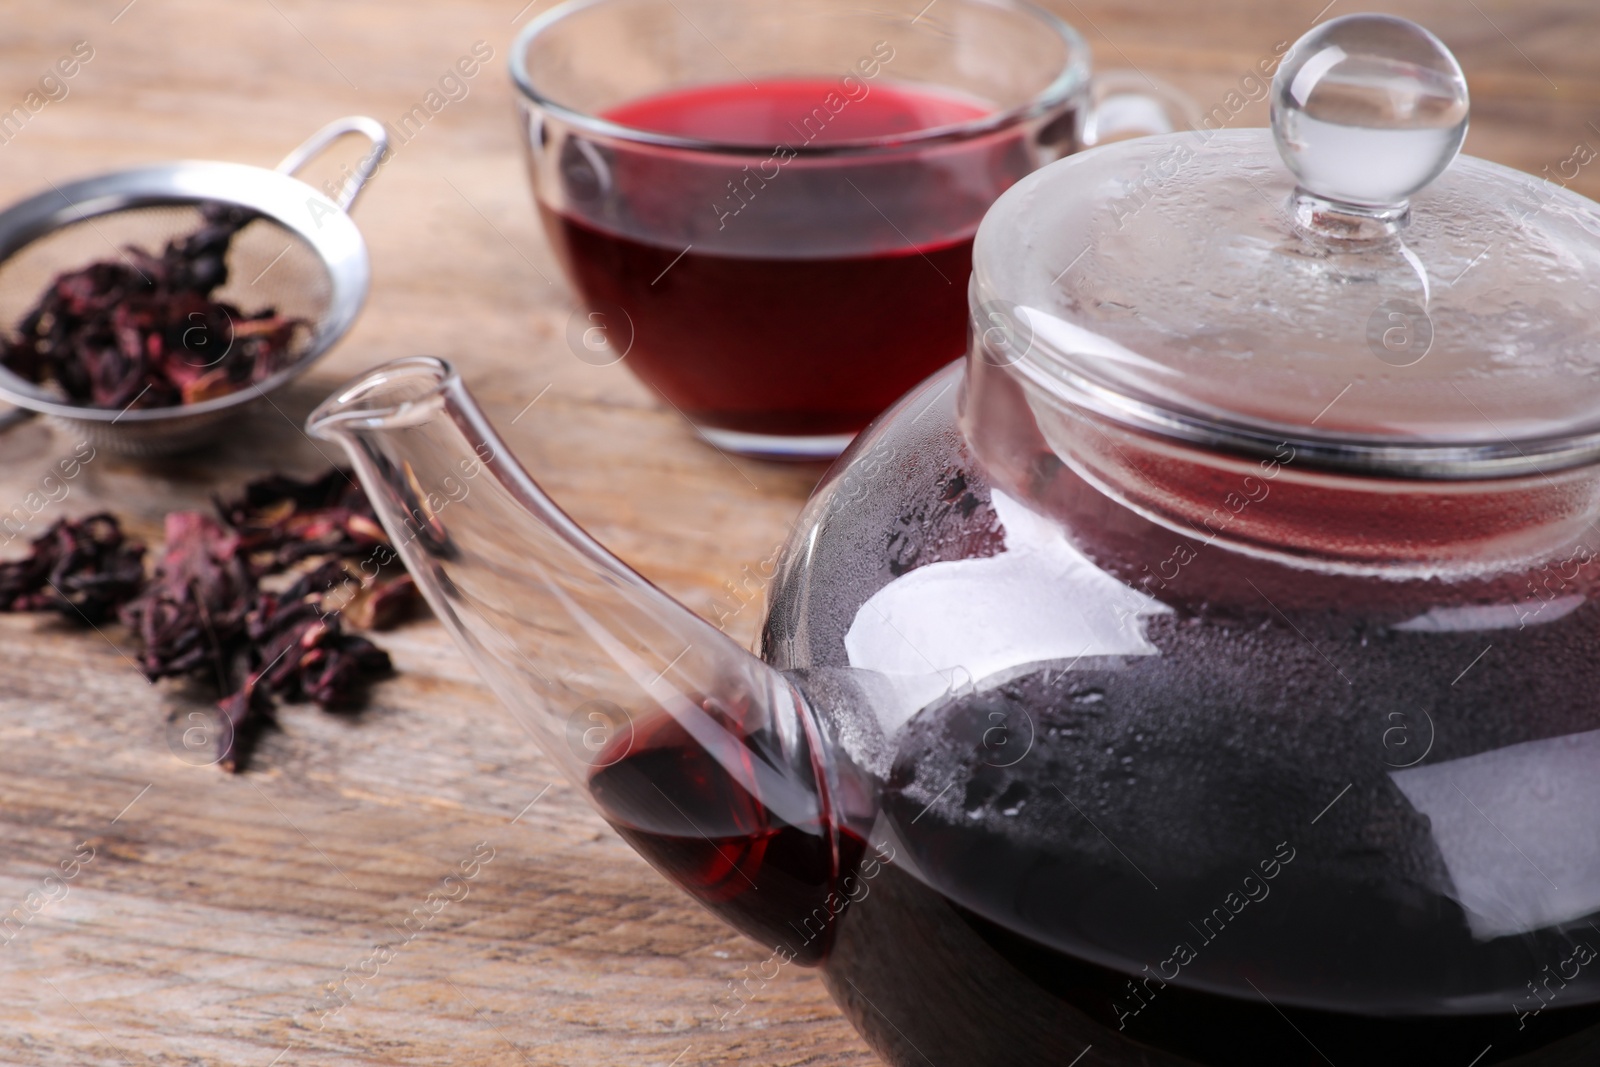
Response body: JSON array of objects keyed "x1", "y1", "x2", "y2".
[{"x1": 309, "y1": 16, "x2": 1600, "y2": 1066}]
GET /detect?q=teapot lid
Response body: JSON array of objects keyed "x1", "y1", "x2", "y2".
[{"x1": 974, "y1": 14, "x2": 1600, "y2": 479}]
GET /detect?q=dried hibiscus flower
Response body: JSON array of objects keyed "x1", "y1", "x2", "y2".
[
  {"x1": 217, "y1": 467, "x2": 388, "y2": 570},
  {"x1": 0, "y1": 513, "x2": 145, "y2": 623},
  {"x1": 0, "y1": 203, "x2": 310, "y2": 410},
  {"x1": 0, "y1": 469, "x2": 418, "y2": 771},
  {"x1": 128, "y1": 470, "x2": 417, "y2": 769},
  {"x1": 122, "y1": 511, "x2": 254, "y2": 683}
]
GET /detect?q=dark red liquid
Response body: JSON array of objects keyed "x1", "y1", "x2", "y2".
[
  {"x1": 828, "y1": 646, "x2": 1600, "y2": 1066},
  {"x1": 603, "y1": 80, "x2": 988, "y2": 146},
  {"x1": 588, "y1": 669, "x2": 1600, "y2": 1067},
  {"x1": 539, "y1": 79, "x2": 1042, "y2": 441},
  {"x1": 587, "y1": 704, "x2": 844, "y2": 966}
]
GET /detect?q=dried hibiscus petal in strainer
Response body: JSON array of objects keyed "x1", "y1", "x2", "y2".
[{"x1": 0, "y1": 202, "x2": 311, "y2": 410}]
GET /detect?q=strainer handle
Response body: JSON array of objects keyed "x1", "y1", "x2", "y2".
[{"x1": 275, "y1": 116, "x2": 390, "y2": 213}]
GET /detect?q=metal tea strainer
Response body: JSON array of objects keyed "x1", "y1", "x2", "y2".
[{"x1": 0, "y1": 115, "x2": 386, "y2": 456}]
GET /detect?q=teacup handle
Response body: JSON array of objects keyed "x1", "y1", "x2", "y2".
[{"x1": 1080, "y1": 69, "x2": 1200, "y2": 147}]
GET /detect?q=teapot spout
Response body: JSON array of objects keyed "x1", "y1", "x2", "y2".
[{"x1": 309, "y1": 357, "x2": 843, "y2": 961}]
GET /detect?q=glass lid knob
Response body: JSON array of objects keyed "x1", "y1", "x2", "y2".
[{"x1": 1271, "y1": 14, "x2": 1469, "y2": 238}]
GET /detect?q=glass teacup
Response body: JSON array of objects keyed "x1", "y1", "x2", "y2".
[{"x1": 512, "y1": 0, "x2": 1192, "y2": 458}]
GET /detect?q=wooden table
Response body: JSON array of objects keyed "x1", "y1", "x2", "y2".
[{"x1": 0, "y1": 1, "x2": 1594, "y2": 1063}]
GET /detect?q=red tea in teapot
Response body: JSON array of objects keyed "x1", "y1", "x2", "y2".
[
  {"x1": 540, "y1": 79, "x2": 1037, "y2": 443},
  {"x1": 588, "y1": 608, "x2": 1600, "y2": 1066},
  {"x1": 835, "y1": 604, "x2": 1600, "y2": 1066}
]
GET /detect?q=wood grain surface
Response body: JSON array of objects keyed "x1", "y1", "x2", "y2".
[{"x1": 0, "y1": 1, "x2": 1596, "y2": 1063}]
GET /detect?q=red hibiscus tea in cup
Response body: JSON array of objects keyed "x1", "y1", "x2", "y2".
[{"x1": 539, "y1": 71, "x2": 1038, "y2": 454}]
